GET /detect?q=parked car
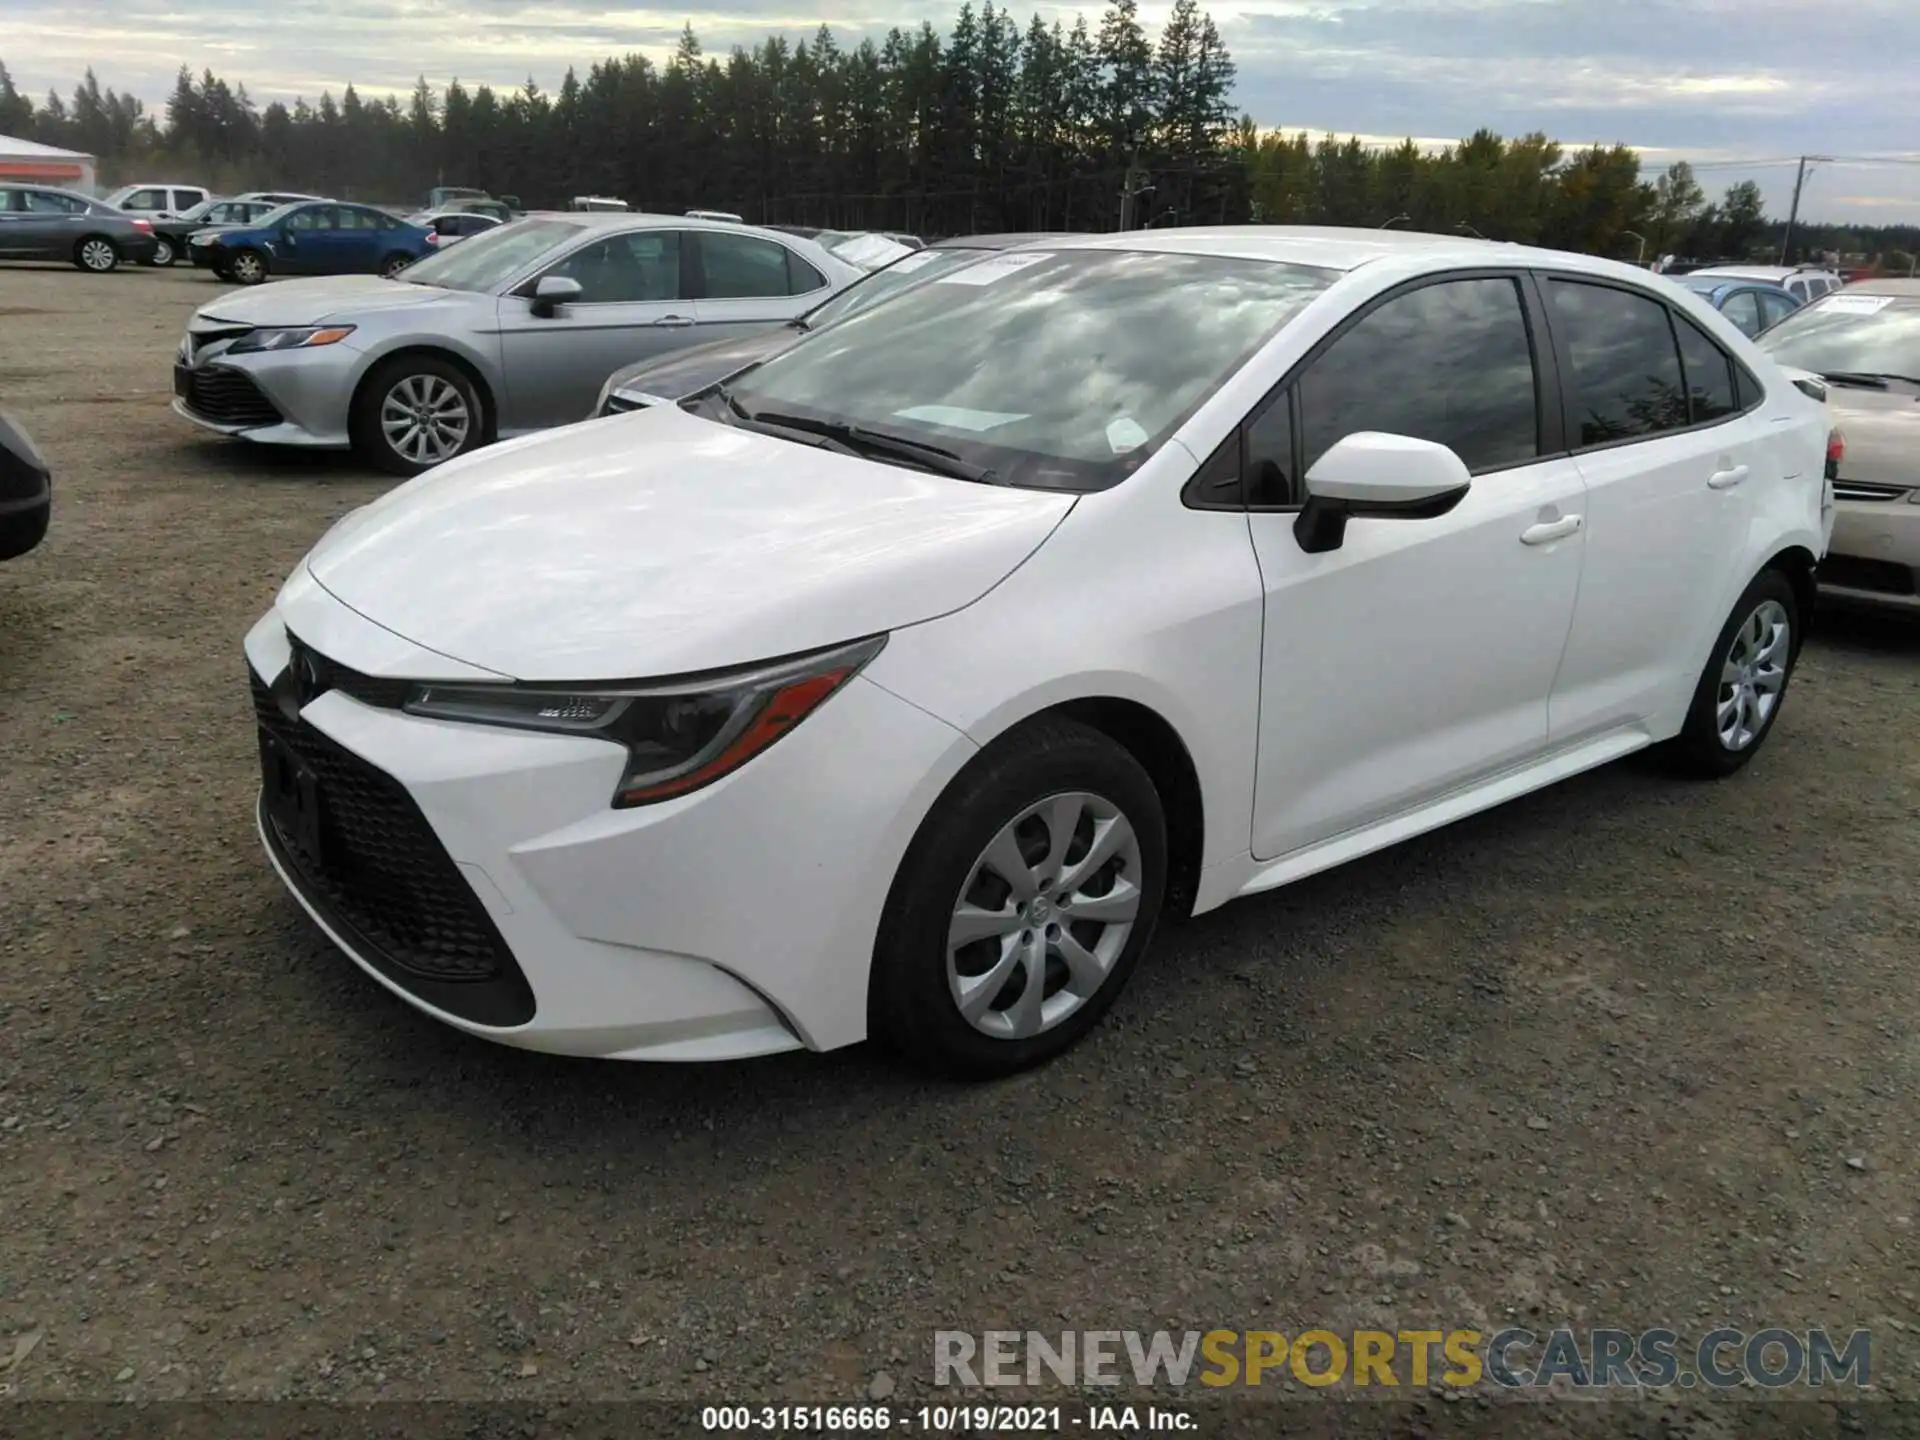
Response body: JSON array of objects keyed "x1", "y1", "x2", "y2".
[
  {"x1": 0, "y1": 411, "x2": 51, "y2": 561},
  {"x1": 595, "y1": 233, "x2": 1079, "y2": 416},
  {"x1": 173, "y1": 213, "x2": 865, "y2": 473},
  {"x1": 241, "y1": 226, "x2": 1830, "y2": 1076},
  {"x1": 0, "y1": 185, "x2": 157, "y2": 271},
  {"x1": 1687, "y1": 264, "x2": 1846, "y2": 307},
  {"x1": 1758, "y1": 278, "x2": 1920, "y2": 616},
  {"x1": 567, "y1": 196, "x2": 629, "y2": 212},
  {"x1": 1670, "y1": 274, "x2": 1800, "y2": 338},
  {"x1": 411, "y1": 210, "x2": 503, "y2": 246},
  {"x1": 426, "y1": 186, "x2": 492, "y2": 210},
  {"x1": 441, "y1": 198, "x2": 516, "y2": 223},
  {"x1": 191, "y1": 201, "x2": 435, "y2": 285},
  {"x1": 686, "y1": 209, "x2": 744, "y2": 223},
  {"x1": 101, "y1": 182, "x2": 212, "y2": 219},
  {"x1": 154, "y1": 197, "x2": 288, "y2": 267}
]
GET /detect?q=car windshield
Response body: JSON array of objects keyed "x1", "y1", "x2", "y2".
[
  {"x1": 804, "y1": 246, "x2": 996, "y2": 328},
  {"x1": 721, "y1": 247, "x2": 1336, "y2": 493},
  {"x1": 396, "y1": 217, "x2": 585, "y2": 291},
  {"x1": 1758, "y1": 295, "x2": 1920, "y2": 380},
  {"x1": 178, "y1": 197, "x2": 218, "y2": 222},
  {"x1": 247, "y1": 203, "x2": 302, "y2": 229}
]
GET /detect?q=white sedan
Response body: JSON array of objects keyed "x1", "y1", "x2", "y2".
[{"x1": 244, "y1": 227, "x2": 1834, "y2": 1077}]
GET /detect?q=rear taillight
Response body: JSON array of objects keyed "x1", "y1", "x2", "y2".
[
  {"x1": 1826, "y1": 428, "x2": 1845, "y2": 481},
  {"x1": 131, "y1": 218, "x2": 152, "y2": 233},
  {"x1": 425, "y1": 230, "x2": 440, "y2": 245}
]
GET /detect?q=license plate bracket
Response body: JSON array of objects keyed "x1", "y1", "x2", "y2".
[{"x1": 259, "y1": 727, "x2": 328, "y2": 864}]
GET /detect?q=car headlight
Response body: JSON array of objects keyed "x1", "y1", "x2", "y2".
[
  {"x1": 228, "y1": 326, "x2": 356, "y2": 355},
  {"x1": 400, "y1": 635, "x2": 885, "y2": 807}
]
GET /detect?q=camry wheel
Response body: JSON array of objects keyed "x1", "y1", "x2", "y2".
[
  {"x1": 229, "y1": 248, "x2": 267, "y2": 285},
  {"x1": 148, "y1": 237, "x2": 176, "y2": 267},
  {"x1": 870, "y1": 717, "x2": 1167, "y2": 1078},
  {"x1": 351, "y1": 356, "x2": 483, "y2": 476},
  {"x1": 1669, "y1": 568, "x2": 1799, "y2": 777},
  {"x1": 74, "y1": 237, "x2": 119, "y2": 273}
]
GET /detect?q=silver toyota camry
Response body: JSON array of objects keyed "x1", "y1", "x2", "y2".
[{"x1": 170, "y1": 213, "x2": 866, "y2": 474}]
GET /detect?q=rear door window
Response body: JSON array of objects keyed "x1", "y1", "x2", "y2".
[
  {"x1": 1718, "y1": 290, "x2": 1762, "y2": 337},
  {"x1": 700, "y1": 231, "x2": 801, "y2": 298},
  {"x1": 1546, "y1": 279, "x2": 1689, "y2": 445}
]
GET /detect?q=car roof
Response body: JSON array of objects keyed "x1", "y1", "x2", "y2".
[
  {"x1": 936, "y1": 232, "x2": 1084, "y2": 250},
  {"x1": 1840, "y1": 276, "x2": 1920, "y2": 298}
]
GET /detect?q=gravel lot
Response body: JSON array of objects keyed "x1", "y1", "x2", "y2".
[{"x1": 2, "y1": 262, "x2": 1919, "y2": 1432}]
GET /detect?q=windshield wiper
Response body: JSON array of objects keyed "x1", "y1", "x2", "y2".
[
  {"x1": 1819, "y1": 370, "x2": 1920, "y2": 390},
  {"x1": 737, "y1": 405, "x2": 999, "y2": 483},
  {"x1": 712, "y1": 386, "x2": 861, "y2": 457}
]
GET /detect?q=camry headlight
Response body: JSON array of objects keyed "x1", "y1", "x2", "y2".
[
  {"x1": 401, "y1": 635, "x2": 886, "y2": 807},
  {"x1": 228, "y1": 326, "x2": 356, "y2": 355}
]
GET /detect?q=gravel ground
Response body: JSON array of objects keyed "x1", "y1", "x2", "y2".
[{"x1": 2, "y1": 262, "x2": 1918, "y2": 1434}]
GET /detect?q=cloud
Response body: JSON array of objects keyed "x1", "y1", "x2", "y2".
[{"x1": 5, "y1": 0, "x2": 1919, "y2": 221}]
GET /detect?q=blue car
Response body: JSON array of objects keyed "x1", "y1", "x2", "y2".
[
  {"x1": 1671, "y1": 275, "x2": 1801, "y2": 339},
  {"x1": 189, "y1": 201, "x2": 435, "y2": 287}
]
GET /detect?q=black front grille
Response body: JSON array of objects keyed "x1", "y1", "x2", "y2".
[
  {"x1": 290, "y1": 634, "x2": 412, "y2": 710},
  {"x1": 1821, "y1": 555, "x2": 1917, "y2": 597},
  {"x1": 250, "y1": 665, "x2": 535, "y2": 1027},
  {"x1": 178, "y1": 364, "x2": 282, "y2": 429}
]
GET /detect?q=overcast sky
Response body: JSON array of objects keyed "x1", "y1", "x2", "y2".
[{"x1": 6, "y1": 0, "x2": 1919, "y2": 223}]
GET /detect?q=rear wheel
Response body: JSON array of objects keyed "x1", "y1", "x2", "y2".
[
  {"x1": 74, "y1": 237, "x2": 119, "y2": 273},
  {"x1": 147, "y1": 237, "x2": 176, "y2": 267},
  {"x1": 869, "y1": 717, "x2": 1168, "y2": 1079},
  {"x1": 1667, "y1": 568, "x2": 1800, "y2": 778},
  {"x1": 379, "y1": 252, "x2": 416, "y2": 278},
  {"x1": 228, "y1": 248, "x2": 268, "y2": 285},
  {"x1": 350, "y1": 355, "x2": 484, "y2": 476}
]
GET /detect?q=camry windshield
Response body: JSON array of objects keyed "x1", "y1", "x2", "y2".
[
  {"x1": 397, "y1": 217, "x2": 584, "y2": 291},
  {"x1": 719, "y1": 248, "x2": 1335, "y2": 492},
  {"x1": 1759, "y1": 296, "x2": 1920, "y2": 381},
  {"x1": 804, "y1": 247, "x2": 996, "y2": 329}
]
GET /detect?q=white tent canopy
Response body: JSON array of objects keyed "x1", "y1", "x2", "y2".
[{"x1": 0, "y1": 135, "x2": 98, "y2": 195}]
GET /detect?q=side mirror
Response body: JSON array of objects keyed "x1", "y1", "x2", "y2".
[
  {"x1": 531, "y1": 274, "x2": 583, "y2": 318},
  {"x1": 1293, "y1": 432, "x2": 1471, "y2": 554}
]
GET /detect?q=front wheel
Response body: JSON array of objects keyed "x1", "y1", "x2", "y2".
[
  {"x1": 228, "y1": 248, "x2": 268, "y2": 285},
  {"x1": 868, "y1": 717, "x2": 1168, "y2": 1079},
  {"x1": 147, "y1": 237, "x2": 177, "y2": 267},
  {"x1": 74, "y1": 237, "x2": 119, "y2": 273},
  {"x1": 350, "y1": 356, "x2": 484, "y2": 476},
  {"x1": 1667, "y1": 568, "x2": 1800, "y2": 778}
]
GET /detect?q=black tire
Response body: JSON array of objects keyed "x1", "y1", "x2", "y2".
[
  {"x1": 147, "y1": 237, "x2": 177, "y2": 267},
  {"x1": 73, "y1": 236, "x2": 119, "y2": 273},
  {"x1": 228, "y1": 248, "x2": 268, "y2": 285},
  {"x1": 350, "y1": 354, "x2": 485, "y2": 476},
  {"x1": 378, "y1": 252, "x2": 416, "y2": 278},
  {"x1": 1667, "y1": 568, "x2": 1801, "y2": 778},
  {"x1": 868, "y1": 716, "x2": 1168, "y2": 1079},
  {"x1": 211, "y1": 263, "x2": 233, "y2": 281}
]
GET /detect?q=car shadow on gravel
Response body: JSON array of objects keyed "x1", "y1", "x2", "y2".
[
  {"x1": 1808, "y1": 603, "x2": 1920, "y2": 656},
  {"x1": 166, "y1": 435, "x2": 392, "y2": 485}
]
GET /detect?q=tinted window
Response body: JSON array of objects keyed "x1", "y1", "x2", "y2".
[
  {"x1": 1298, "y1": 276, "x2": 1539, "y2": 474},
  {"x1": 1788, "y1": 280, "x2": 1810, "y2": 301},
  {"x1": 1758, "y1": 291, "x2": 1797, "y2": 330},
  {"x1": 726, "y1": 249, "x2": 1335, "y2": 493},
  {"x1": 1672, "y1": 314, "x2": 1737, "y2": 423},
  {"x1": 701, "y1": 232, "x2": 797, "y2": 298},
  {"x1": 1245, "y1": 392, "x2": 1297, "y2": 506},
  {"x1": 1719, "y1": 290, "x2": 1762, "y2": 337},
  {"x1": 1548, "y1": 280, "x2": 1688, "y2": 445},
  {"x1": 544, "y1": 229, "x2": 681, "y2": 303},
  {"x1": 171, "y1": 189, "x2": 202, "y2": 211},
  {"x1": 788, "y1": 251, "x2": 827, "y2": 293},
  {"x1": 285, "y1": 206, "x2": 334, "y2": 231},
  {"x1": 126, "y1": 188, "x2": 164, "y2": 209}
]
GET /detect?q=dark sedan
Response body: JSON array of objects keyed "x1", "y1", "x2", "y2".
[
  {"x1": 593, "y1": 233, "x2": 1075, "y2": 417},
  {"x1": 155, "y1": 197, "x2": 289, "y2": 268},
  {"x1": 192, "y1": 201, "x2": 437, "y2": 285},
  {"x1": 0, "y1": 186, "x2": 158, "y2": 272},
  {"x1": 1672, "y1": 275, "x2": 1801, "y2": 338},
  {"x1": 0, "y1": 412, "x2": 51, "y2": 562}
]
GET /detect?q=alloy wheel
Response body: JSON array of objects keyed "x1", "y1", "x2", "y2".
[
  {"x1": 380, "y1": 374, "x2": 472, "y2": 467},
  {"x1": 381, "y1": 255, "x2": 412, "y2": 277},
  {"x1": 152, "y1": 238, "x2": 175, "y2": 266},
  {"x1": 231, "y1": 252, "x2": 264, "y2": 283},
  {"x1": 79, "y1": 239, "x2": 117, "y2": 272},
  {"x1": 1716, "y1": 598, "x2": 1790, "y2": 751},
  {"x1": 946, "y1": 791, "x2": 1143, "y2": 1041}
]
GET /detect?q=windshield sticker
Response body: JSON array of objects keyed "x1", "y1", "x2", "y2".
[
  {"x1": 935, "y1": 252, "x2": 1054, "y2": 286},
  {"x1": 894, "y1": 405, "x2": 1027, "y2": 432},
  {"x1": 1819, "y1": 294, "x2": 1893, "y2": 315},
  {"x1": 887, "y1": 250, "x2": 944, "y2": 273},
  {"x1": 1106, "y1": 416, "x2": 1150, "y2": 453}
]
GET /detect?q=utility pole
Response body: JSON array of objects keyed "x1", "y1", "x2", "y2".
[{"x1": 1778, "y1": 155, "x2": 1833, "y2": 265}]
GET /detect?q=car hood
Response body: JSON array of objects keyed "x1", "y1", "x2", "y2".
[
  {"x1": 1821, "y1": 384, "x2": 1920, "y2": 488},
  {"x1": 194, "y1": 275, "x2": 467, "y2": 327},
  {"x1": 607, "y1": 328, "x2": 803, "y2": 401},
  {"x1": 300, "y1": 405, "x2": 1076, "y2": 680}
]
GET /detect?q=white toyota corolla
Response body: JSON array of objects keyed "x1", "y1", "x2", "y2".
[{"x1": 246, "y1": 227, "x2": 1835, "y2": 1078}]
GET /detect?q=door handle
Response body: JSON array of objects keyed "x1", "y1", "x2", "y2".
[
  {"x1": 1708, "y1": 464, "x2": 1749, "y2": 489},
  {"x1": 1520, "y1": 515, "x2": 1583, "y2": 545},
  {"x1": 653, "y1": 314, "x2": 695, "y2": 328}
]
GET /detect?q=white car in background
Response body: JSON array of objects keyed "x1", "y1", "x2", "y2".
[{"x1": 245, "y1": 226, "x2": 1832, "y2": 1076}]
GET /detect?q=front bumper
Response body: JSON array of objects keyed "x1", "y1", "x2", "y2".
[
  {"x1": 172, "y1": 348, "x2": 358, "y2": 449},
  {"x1": 1821, "y1": 496, "x2": 1920, "y2": 615},
  {"x1": 242, "y1": 591, "x2": 977, "y2": 1060}
]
